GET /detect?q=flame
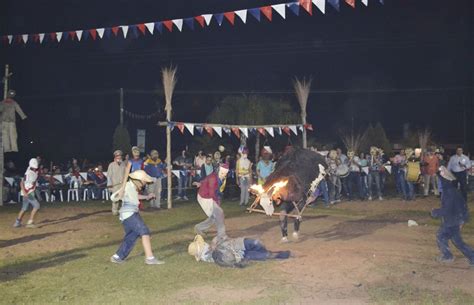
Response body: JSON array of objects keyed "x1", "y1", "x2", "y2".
[
  {"x1": 250, "y1": 180, "x2": 288, "y2": 196},
  {"x1": 250, "y1": 184, "x2": 265, "y2": 194}
]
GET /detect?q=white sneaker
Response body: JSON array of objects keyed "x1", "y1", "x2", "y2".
[
  {"x1": 280, "y1": 237, "x2": 289, "y2": 243},
  {"x1": 292, "y1": 232, "x2": 299, "y2": 240},
  {"x1": 368, "y1": 196, "x2": 373, "y2": 201},
  {"x1": 145, "y1": 257, "x2": 165, "y2": 265},
  {"x1": 378, "y1": 196, "x2": 383, "y2": 201}
]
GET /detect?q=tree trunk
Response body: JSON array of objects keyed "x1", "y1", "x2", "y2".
[{"x1": 255, "y1": 134, "x2": 260, "y2": 164}]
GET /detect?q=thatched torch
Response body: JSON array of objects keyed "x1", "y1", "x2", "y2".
[
  {"x1": 294, "y1": 77, "x2": 312, "y2": 149},
  {"x1": 418, "y1": 128, "x2": 431, "y2": 155},
  {"x1": 162, "y1": 66, "x2": 177, "y2": 209}
]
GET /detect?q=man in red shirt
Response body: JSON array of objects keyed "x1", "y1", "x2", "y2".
[
  {"x1": 423, "y1": 149, "x2": 440, "y2": 196},
  {"x1": 193, "y1": 163, "x2": 229, "y2": 241}
]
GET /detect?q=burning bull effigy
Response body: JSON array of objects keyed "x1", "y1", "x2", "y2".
[{"x1": 248, "y1": 148, "x2": 327, "y2": 242}]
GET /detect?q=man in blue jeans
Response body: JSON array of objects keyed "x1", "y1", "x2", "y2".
[
  {"x1": 188, "y1": 235, "x2": 290, "y2": 268},
  {"x1": 431, "y1": 166, "x2": 474, "y2": 267},
  {"x1": 173, "y1": 150, "x2": 192, "y2": 201}
]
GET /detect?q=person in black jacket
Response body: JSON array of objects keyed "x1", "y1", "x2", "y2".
[{"x1": 431, "y1": 166, "x2": 474, "y2": 266}]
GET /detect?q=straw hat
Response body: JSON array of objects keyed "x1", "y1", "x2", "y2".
[
  {"x1": 131, "y1": 146, "x2": 140, "y2": 153},
  {"x1": 129, "y1": 170, "x2": 154, "y2": 183},
  {"x1": 113, "y1": 150, "x2": 123, "y2": 157},
  {"x1": 187, "y1": 235, "x2": 208, "y2": 261},
  {"x1": 150, "y1": 149, "x2": 159, "y2": 157}
]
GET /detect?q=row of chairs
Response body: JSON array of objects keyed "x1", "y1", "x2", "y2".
[{"x1": 20, "y1": 187, "x2": 110, "y2": 203}]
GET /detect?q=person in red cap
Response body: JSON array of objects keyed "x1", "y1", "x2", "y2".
[{"x1": 193, "y1": 163, "x2": 229, "y2": 241}]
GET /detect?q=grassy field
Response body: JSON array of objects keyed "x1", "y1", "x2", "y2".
[{"x1": 0, "y1": 197, "x2": 473, "y2": 305}]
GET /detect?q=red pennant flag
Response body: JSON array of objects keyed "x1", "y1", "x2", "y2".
[
  {"x1": 112, "y1": 27, "x2": 120, "y2": 36},
  {"x1": 49, "y1": 32, "x2": 57, "y2": 41},
  {"x1": 283, "y1": 126, "x2": 291, "y2": 136},
  {"x1": 258, "y1": 128, "x2": 266, "y2": 136},
  {"x1": 195, "y1": 16, "x2": 205, "y2": 28},
  {"x1": 260, "y1": 6, "x2": 273, "y2": 21},
  {"x1": 177, "y1": 123, "x2": 185, "y2": 134},
  {"x1": 232, "y1": 127, "x2": 240, "y2": 138},
  {"x1": 137, "y1": 24, "x2": 146, "y2": 35},
  {"x1": 224, "y1": 12, "x2": 235, "y2": 25},
  {"x1": 69, "y1": 31, "x2": 77, "y2": 40},
  {"x1": 345, "y1": 0, "x2": 355, "y2": 8},
  {"x1": 304, "y1": 124, "x2": 314, "y2": 131},
  {"x1": 163, "y1": 20, "x2": 173, "y2": 32},
  {"x1": 204, "y1": 125, "x2": 214, "y2": 136},
  {"x1": 299, "y1": 0, "x2": 313, "y2": 15},
  {"x1": 89, "y1": 29, "x2": 97, "y2": 40}
]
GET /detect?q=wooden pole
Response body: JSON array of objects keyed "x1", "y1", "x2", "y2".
[
  {"x1": 119, "y1": 88, "x2": 124, "y2": 125},
  {"x1": 166, "y1": 106, "x2": 172, "y2": 209},
  {"x1": 1, "y1": 65, "x2": 10, "y2": 206}
]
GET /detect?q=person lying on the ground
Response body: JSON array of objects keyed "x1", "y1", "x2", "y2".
[
  {"x1": 431, "y1": 166, "x2": 474, "y2": 267},
  {"x1": 187, "y1": 235, "x2": 291, "y2": 268}
]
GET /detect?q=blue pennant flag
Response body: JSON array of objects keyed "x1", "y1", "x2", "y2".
[
  {"x1": 214, "y1": 13, "x2": 224, "y2": 26},
  {"x1": 155, "y1": 22, "x2": 163, "y2": 34},
  {"x1": 379, "y1": 0, "x2": 384, "y2": 4},
  {"x1": 328, "y1": 0, "x2": 340, "y2": 12},
  {"x1": 82, "y1": 30, "x2": 90, "y2": 40},
  {"x1": 249, "y1": 128, "x2": 257, "y2": 135},
  {"x1": 196, "y1": 126, "x2": 204, "y2": 135},
  {"x1": 104, "y1": 28, "x2": 112, "y2": 39},
  {"x1": 184, "y1": 18, "x2": 195, "y2": 30},
  {"x1": 130, "y1": 25, "x2": 138, "y2": 38},
  {"x1": 248, "y1": 8, "x2": 261, "y2": 22},
  {"x1": 287, "y1": 3, "x2": 300, "y2": 16},
  {"x1": 168, "y1": 122, "x2": 175, "y2": 132},
  {"x1": 223, "y1": 127, "x2": 231, "y2": 136}
]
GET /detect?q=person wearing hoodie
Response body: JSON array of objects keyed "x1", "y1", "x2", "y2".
[
  {"x1": 13, "y1": 158, "x2": 40, "y2": 228},
  {"x1": 431, "y1": 166, "x2": 474, "y2": 267}
]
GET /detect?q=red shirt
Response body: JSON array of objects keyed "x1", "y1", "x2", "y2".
[
  {"x1": 423, "y1": 155, "x2": 439, "y2": 175},
  {"x1": 198, "y1": 172, "x2": 219, "y2": 204}
]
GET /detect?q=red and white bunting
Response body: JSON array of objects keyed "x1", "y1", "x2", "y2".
[
  {"x1": 202, "y1": 14, "x2": 213, "y2": 26},
  {"x1": 283, "y1": 126, "x2": 291, "y2": 136},
  {"x1": 21, "y1": 34, "x2": 28, "y2": 44},
  {"x1": 76, "y1": 30, "x2": 83, "y2": 41},
  {"x1": 97, "y1": 28, "x2": 105, "y2": 39},
  {"x1": 289, "y1": 125, "x2": 298, "y2": 135},
  {"x1": 261, "y1": 6, "x2": 273, "y2": 21},
  {"x1": 57, "y1": 32, "x2": 63, "y2": 42},
  {"x1": 272, "y1": 4, "x2": 286, "y2": 19},
  {"x1": 204, "y1": 125, "x2": 214, "y2": 136},
  {"x1": 184, "y1": 123, "x2": 194, "y2": 135},
  {"x1": 145, "y1": 22, "x2": 154, "y2": 34},
  {"x1": 172, "y1": 19, "x2": 183, "y2": 31},
  {"x1": 361, "y1": 0, "x2": 368, "y2": 6},
  {"x1": 224, "y1": 12, "x2": 235, "y2": 25},
  {"x1": 313, "y1": 0, "x2": 326, "y2": 14},
  {"x1": 299, "y1": 125, "x2": 304, "y2": 132},
  {"x1": 172, "y1": 170, "x2": 180, "y2": 178},
  {"x1": 299, "y1": 0, "x2": 313, "y2": 15},
  {"x1": 235, "y1": 9, "x2": 248, "y2": 24},
  {"x1": 177, "y1": 123, "x2": 185, "y2": 134},
  {"x1": 232, "y1": 127, "x2": 240, "y2": 138},
  {"x1": 39, "y1": 33, "x2": 45, "y2": 43},
  {"x1": 195, "y1": 16, "x2": 205, "y2": 27},
  {"x1": 121, "y1": 25, "x2": 129, "y2": 38},
  {"x1": 346, "y1": 0, "x2": 355, "y2": 8},
  {"x1": 213, "y1": 126, "x2": 223, "y2": 137},
  {"x1": 163, "y1": 20, "x2": 173, "y2": 32},
  {"x1": 258, "y1": 128, "x2": 266, "y2": 136},
  {"x1": 265, "y1": 127, "x2": 275, "y2": 137},
  {"x1": 240, "y1": 127, "x2": 248, "y2": 138},
  {"x1": 8, "y1": 35, "x2": 13, "y2": 44}
]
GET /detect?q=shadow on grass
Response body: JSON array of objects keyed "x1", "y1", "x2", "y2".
[
  {"x1": 38, "y1": 210, "x2": 110, "y2": 228},
  {"x1": 0, "y1": 229, "x2": 80, "y2": 248}
]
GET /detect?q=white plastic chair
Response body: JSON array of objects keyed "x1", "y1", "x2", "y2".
[{"x1": 102, "y1": 189, "x2": 110, "y2": 200}]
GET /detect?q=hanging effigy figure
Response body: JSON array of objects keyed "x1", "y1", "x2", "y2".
[
  {"x1": 1, "y1": 90, "x2": 27, "y2": 152},
  {"x1": 260, "y1": 148, "x2": 327, "y2": 242}
]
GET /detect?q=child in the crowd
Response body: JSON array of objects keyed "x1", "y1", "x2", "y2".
[
  {"x1": 13, "y1": 158, "x2": 40, "y2": 228},
  {"x1": 110, "y1": 170, "x2": 164, "y2": 265}
]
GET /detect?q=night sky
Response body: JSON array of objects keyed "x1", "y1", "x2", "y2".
[{"x1": 1, "y1": 0, "x2": 473, "y2": 165}]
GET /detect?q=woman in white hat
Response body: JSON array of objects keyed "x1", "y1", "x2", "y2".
[{"x1": 110, "y1": 170, "x2": 164, "y2": 265}]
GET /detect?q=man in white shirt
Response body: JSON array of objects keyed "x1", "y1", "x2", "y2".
[
  {"x1": 447, "y1": 147, "x2": 472, "y2": 200},
  {"x1": 107, "y1": 150, "x2": 127, "y2": 215},
  {"x1": 13, "y1": 158, "x2": 40, "y2": 228}
]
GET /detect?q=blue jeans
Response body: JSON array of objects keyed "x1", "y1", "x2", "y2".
[
  {"x1": 360, "y1": 175, "x2": 368, "y2": 198},
  {"x1": 178, "y1": 173, "x2": 188, "y2": 198},
  {"x1": 397, "y1": 170, "x2": 409, "y2": 200},
  {"x1": 406, "y1": 181, "x2": 415, "y2": 200},
  {"x1": 347, "y1": 172, "x2": 363, "y2": 200},
  {"x1": 367, "y1": 171, "x2": 382, "y2": 198},
  {"x1": 318, "y1": 179, "x2": 329, "y2": 206},
  {"x1": 437, "y1": 224, "x2": 474, "y2": 263},
  {"x1": 116, "y1": 213, "x2": 151, "y2": 260},
  {"x1": 452, "y1": 171, "x2": 468, "y2": 201},
  {"x1": 243, "y1": 238, "x2": 290, "y2": 260}
]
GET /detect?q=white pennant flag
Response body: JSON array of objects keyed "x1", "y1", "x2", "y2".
[
  {"x1": 265, "y1": 127, "x2": 275, "y2": 137},
  {"x1": 184, "y1": 123, "x2": 194, "y2": 135},
  {"x1": 240, "y1": 127, "x2": 248, "y2": 138},
  {"x1": 121, "y1": 25, "x2": 129, "y2": 38},
  {"x1": 213, "y1": 126, "x2": 223, "y2": 137},
  {"x1": 202, "y1": 14, "x2": 213, "y2": 26},
  {"x1": 97, "y1": 28, "x2": 105, "y2": 39},
  {"x1": 299, "y1": 125, "x2": 304, "y2": 132},
  {"x1": 57, "y1": 32, "x2": 63, "y2": 42},
  {"x1": 39, "y1": 33, "x2": 45, "y2": 43},
  {"x1": 8, "y1": 35, "x2": 13, "y2": 44},
  {"x1": 5, "y1": 177, "x2": 14, "y2": 186},
  {"x1": 145, "y1": 22, "x2": 154, "y2": 34},
  {"x1": 313, "y1": 0, "x2": 326, "y2": 14},
  {"x1": 384, "y1": 165, "x2": 392, "y2": 174},
  {"x1": 76, "y1": 30, "x2": 83, "y2": 41},
  {"x1": 54, "y1": 175, "x2": 64, "y2": 184},
  {"x1": 235, "y1": 9, "x2": 248, "y2": 23},
  {"x1": 272, "y1": 4, "x2": 286, "y2": 19},
  {"x1": 103, "y1": 172, "x2": 107, "y2": 177},
  {"x1": 22, "y1": 34, "x2": 28, "y2": 44},
  {"x1": 79, "y1": 172, "x2": 88, "y2": 180},
  {"x1": 277, "y1": 127, "x2": 282, "y2": 135},
  {"x1": 361, "y1": 0, "x2": 368, "y2": 6},
  {"x1": 289, "y1": 125, "x2": 298, "y2": 135},
  {"x1": 172, "y1": 170, "x2": 180, "y2": 178},
  {"x1": 362, "y1": 167, "x2": 369, "y2": 175},
  {"x1": 172, "y1": 19, "x2": 183, "y2": 32}
]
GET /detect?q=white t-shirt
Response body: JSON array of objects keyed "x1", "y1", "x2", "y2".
[
  {"x1": 22, "y1": 167, "x2": 38, "y2": 196},
  {"x1": 119, "y1": 181, "x2": 140, "y2": 221},
  {"x1": 349, "y1": 156, "x2": 361, "y2": 172}
]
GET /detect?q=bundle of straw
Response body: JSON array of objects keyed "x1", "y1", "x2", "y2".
[
  {"x1": 162, "y1": 66, "x2": 177, "y2": 113},
  {"x1": 294, "y1": 77, "x2": 312, "y2": 148}
]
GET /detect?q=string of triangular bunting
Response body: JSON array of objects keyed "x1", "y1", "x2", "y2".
[
  {"x1": 166, "y1": 121, "x2": 314, "y2": 138},
  {"x1": 1, "y1": 0, "x2": 383, "y2": 46},
  {"x1": 124, "y1": 109, "x2": 160, "y2": 120}
]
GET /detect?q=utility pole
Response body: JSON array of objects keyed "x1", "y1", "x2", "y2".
[
  {"x1": 119, "y1": 88, "x2": 124, "y2": 125},
  {"x1": 1, "y1": 65, "x2": 11, "y2": 206}
]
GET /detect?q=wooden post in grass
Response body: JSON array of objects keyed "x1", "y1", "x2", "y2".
[
  {"x1": 162, "y1": 66, "x2": 177, "y2": 209},
  {"x1": 0, "y1": 65, "x2": 11, "y2": 206}
]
